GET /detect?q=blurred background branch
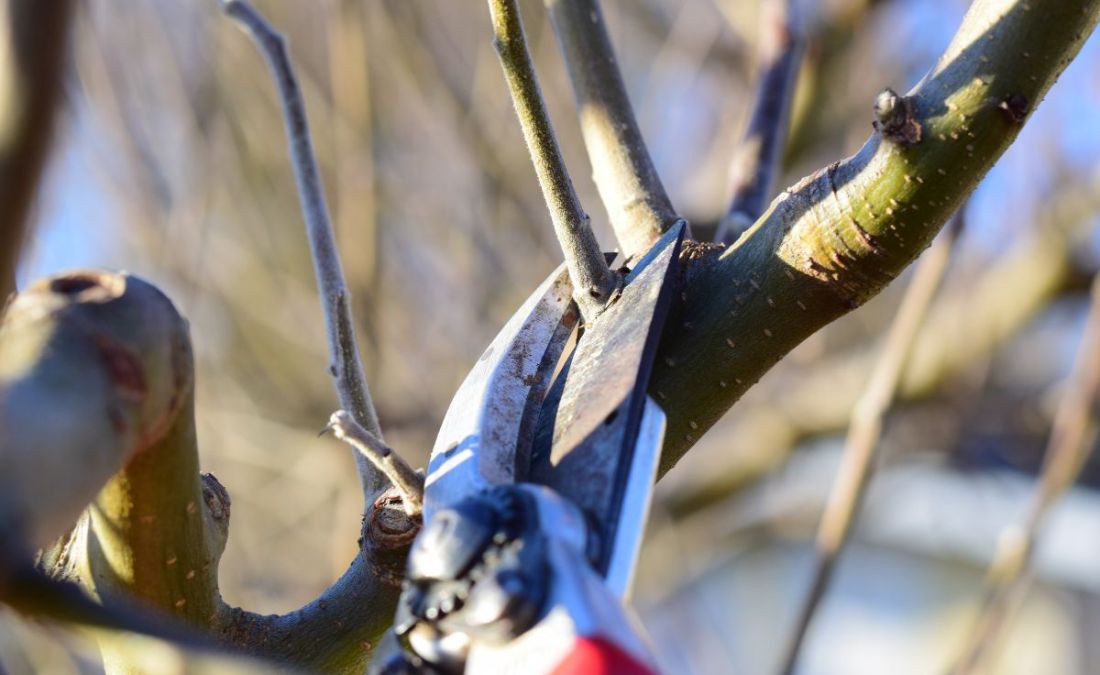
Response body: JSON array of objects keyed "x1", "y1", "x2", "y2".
[
  {"x1": 0, "y1": 0, "x2": 74, "y2": 299},
  {"x1": 782, "y1": 208, "x2": 963, "y2": 674},
  {"x1": 715, "y1": 0, "x2": 804, "y2": 245},
  {"x1": 950, "y1": 273, "x2": 1100, "y2": 674}
]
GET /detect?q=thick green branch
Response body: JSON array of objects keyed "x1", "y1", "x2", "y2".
[
  {"x1": 652, "y1": 0, "x2": 1100, "y2": 476},
  {"x1": 665, "y1": 209, "x2": 1088, "y2": 514}
]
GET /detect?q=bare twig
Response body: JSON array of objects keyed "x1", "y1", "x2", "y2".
[
  {"x1": 949, "y1": 273, "x2": 1100, "y2": 675},
  {"x1": 325, "y1": 411, "x2": 424, "y2": 518},
  {"x1": 221, "y1": 1, "x2": 385, "y2": 495},
  {"x1": 544, "y1": 0, "x2": 679, "y2": 260},
  {"x1": 488, "y1": 0, "x2": 617, "y2": 320},
  {"x1": 715, "y1": 0, "x2": 804, "y2": 245},
  {"x1": 780, "y1": 211, "x2": 964, "y2": 675}
]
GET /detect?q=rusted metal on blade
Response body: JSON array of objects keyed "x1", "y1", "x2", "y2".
[
  {"x1": 530, "y1": 221, "x2": 685, "y2": 574},
  {"x1": 424, "y1": 263, "x2": 578, "y2": 520}
]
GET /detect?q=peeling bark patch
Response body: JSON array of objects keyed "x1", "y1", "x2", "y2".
[
  {"x1": 677, "y1": 239, "x2": 724, "y2": 289},
  {"x1": 679, "y1": 239, "x2": 724, "y2": 263},
  {"x1": 872, "y1": 88, "x2": 922, "y2": 145},
  {"x1": 201, "y1": 473, "x2": 231, "y2": 522},
  {"x1": 998, "y1": 93, "x2": 1029, "y2": 123},
  {"x1": 93, "y1": 335, "x2": 146, "y2": 400}
]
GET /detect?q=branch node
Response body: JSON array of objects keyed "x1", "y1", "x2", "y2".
[
  {"x1": 998, "y1": 93, "x2": 1030, "y2": 123},
  {"x1": 326, "y1": 411, "x2": 424, "y2": 517},
  {"x1": 873, "y1": 88, "x2": 922, "y2": 145}
]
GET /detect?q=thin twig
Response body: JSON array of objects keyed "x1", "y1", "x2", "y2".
[
  {"x1": 488, "y1": 0, "x2": 617, "y2": 320},
  {"x1": 715, "y1": 0, "x2": 804, "y2": 245},
  {"x1": 325, "y1": 411, "x2": 424, "y2": 518},
  {"x1": 949, "y1": 273, "x2": 1100, "y2": 675},
  {"x1": 221, "y1": 1, "x2": 385, "y2": 494},
  {"x1": 544, "y1": 0, "x2": 680, "y2": 261},
  {"x1": 780, "y1": 211, "x2": 965, "y2": 675}
]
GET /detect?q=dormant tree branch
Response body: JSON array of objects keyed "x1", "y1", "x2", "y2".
[
  {"x1": 716, "y1": 0, "x2": 804, "y2": 245},
  {"x1": 488, "y1": 0, "x2": 617, "y2": 320},
  {"x1": 651, "y1": 0, "x2": 1100, "y2": 477},
  {"x1": 780, "y1": 210, "x2": 963, "y2": 675},
  {"x1": 949, "y1": 275, "x2": 1100, "y2": 675},
  {"x1": 326, "y1": 411, "x2": 424, "y2": 517},
  {"x1": 544, "y1": 0, "x2": 680, "y2": 260},
  {"x1": 2, "y1": 270, "x2": 412, "y2": 673},
  {"x1": 221, "y1": 0, "x2": 385, "y2": 497}
]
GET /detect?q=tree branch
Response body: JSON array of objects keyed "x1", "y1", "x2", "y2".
[
  {"x1": 1, "y1": 270, "x2": 414, "y2": 673},
  {"x1": 716, "y1": 0, "x2": 804, "y2": 245},
  {"x1": 949, "y1": 274, "x2": 1100, "y2": 675},
  {"x1": 0, "y1": 271, "x2": 225, "y2": 669},
  {"x1": 544, "y1": 0, "x2": 680, "y2": 260},
  {"x1": 0, "y1": 0, "x2": 74, "y2": 300},
  {"x1": 220, "y1": 0, "x2": 385, "y2": 497},
  {"x1": 781, "y1": 210, "x2": 962, "y2": 675},
  {"x1": 326, "y1": 411, "x2": 424, "y2": 518},
  {"x1": 651, "y1": 0, "x2": 1100, "y2": 477},
  {"x1": 216, "y1": 487, "x2": 417, "y2": 674},
  {"x1": 488, "y1": 0, "x2": 617, "y2": 320},
  {"x1": 0, "y1": 272, "x2": 192, "y2": 549},
  {"x1": 664, "y1": 170, "x2": 1100, "y2": 513}
]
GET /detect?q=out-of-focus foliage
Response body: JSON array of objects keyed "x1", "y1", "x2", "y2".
[{"x1": 4, "y1": 0, "x2": 1100, "y2": 673}]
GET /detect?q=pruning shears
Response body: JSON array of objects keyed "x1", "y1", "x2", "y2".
[{"x1": 374, "y1": 222, "x2": 686, "y2": 674}]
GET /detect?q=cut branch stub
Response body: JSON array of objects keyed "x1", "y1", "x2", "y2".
[{"x1": 0, "y1": 270, "x2": 193, "y2": 549}]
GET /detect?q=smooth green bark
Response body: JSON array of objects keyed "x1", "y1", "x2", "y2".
[{"x1": 652, "y1": 0, "x2": 1100, "y2": 475}]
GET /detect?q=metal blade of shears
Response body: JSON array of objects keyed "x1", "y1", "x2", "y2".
[
  {"x1": 423, "y1": 262, "x2": 577, "y2": 520},
  {"x1": 529, "y1": 221, "x2": 686, "y2": 596}
]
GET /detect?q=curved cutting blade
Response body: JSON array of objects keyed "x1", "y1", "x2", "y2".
[
  {"x1": 530, "y1": 221, "x2": 685, "y2": 583},
  {"x1": 424, "y1": 263, "x2": 578, "y2": 520}
]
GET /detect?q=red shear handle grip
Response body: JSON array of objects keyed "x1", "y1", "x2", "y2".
[{"x1": 551, "y1": 637, "x2": 656, "y2": 675}]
